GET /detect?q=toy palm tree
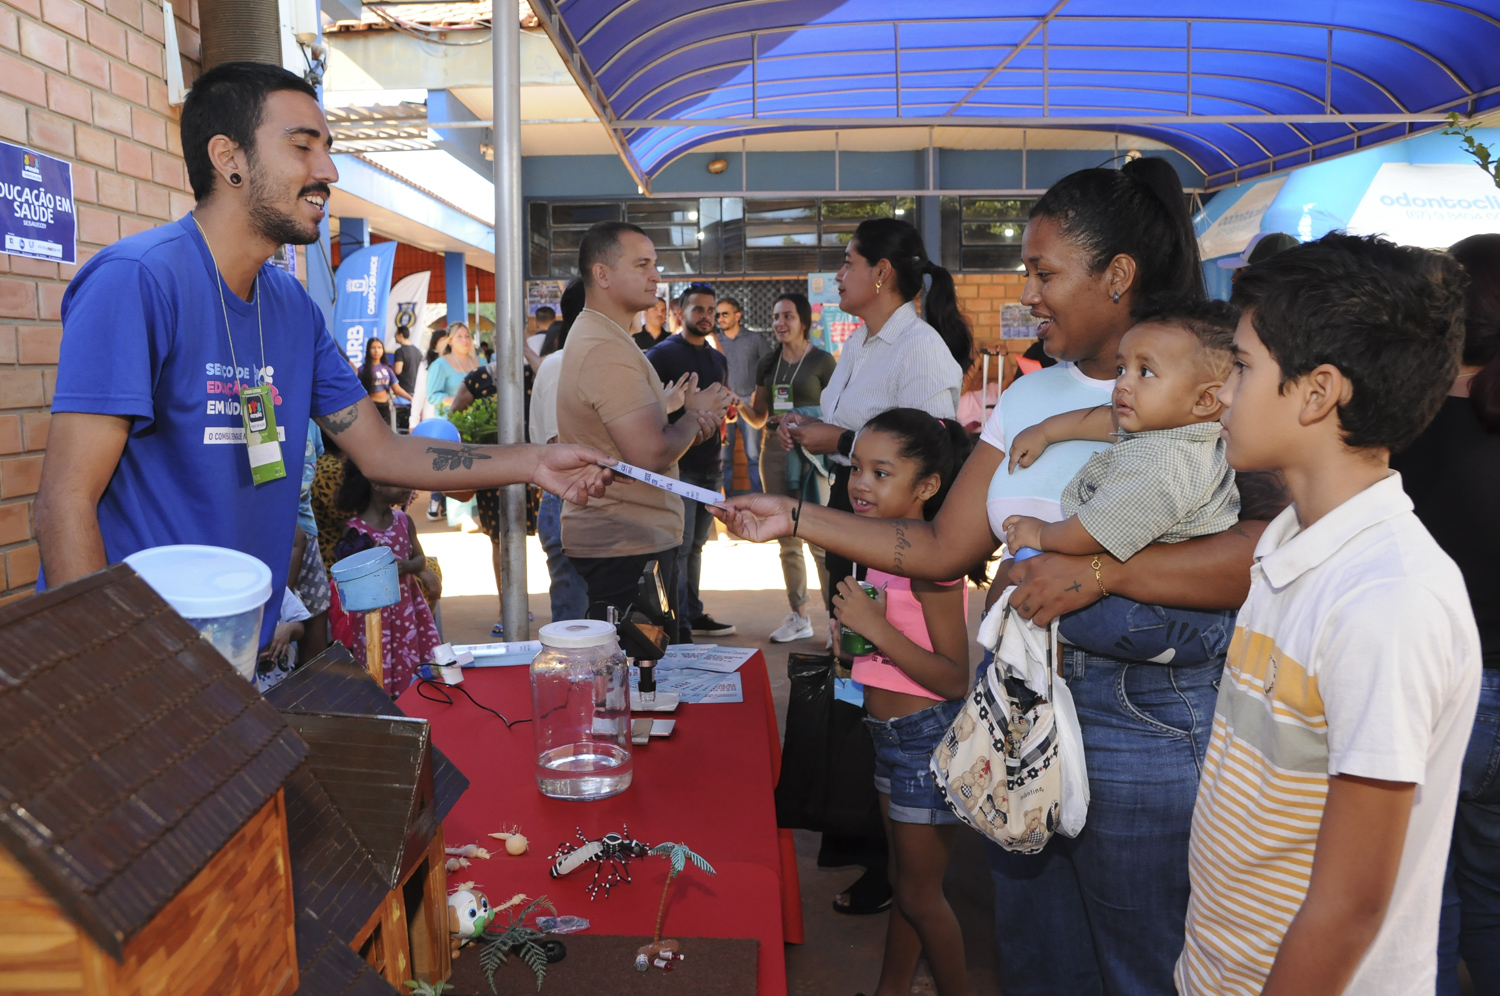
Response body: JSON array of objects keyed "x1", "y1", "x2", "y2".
[{"x1": 636, "y1": 842, "x2": 715, "y2": 971}]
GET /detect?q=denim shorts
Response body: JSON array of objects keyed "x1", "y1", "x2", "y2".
[{"x1": 865, "y1": 697, "x2": 965, "y2": 825}]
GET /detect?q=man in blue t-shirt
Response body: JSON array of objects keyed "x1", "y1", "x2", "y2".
[
  {"x1": 647, "y1": 284, "x2": 736, "y2": 639},
  {"x1": 34, "y1": 63, "x2": 613, "y2": 650}
]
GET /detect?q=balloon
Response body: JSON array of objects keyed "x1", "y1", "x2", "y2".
[{"x1": 410, "y1": 418, "x2": 461, "y2": 442}]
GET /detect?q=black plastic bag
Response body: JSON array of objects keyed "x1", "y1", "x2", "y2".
[{"x1": 775, "y1": 653, "x2": 882, "y2": 837}]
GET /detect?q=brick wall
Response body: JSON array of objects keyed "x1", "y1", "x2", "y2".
[
  {"x1": 952, "y1": 271, "x2": 1034, "y2": 390},
  {"x1": 0, "y1": 0, "x2": 198, "y2": 603}
]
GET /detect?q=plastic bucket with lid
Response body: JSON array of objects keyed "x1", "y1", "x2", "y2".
[
  {"x1": 330, "y1": 546, "x2": 400, "y2": 612},
  {"x1": 124, "y1": 545, "x2": 273, "y2": 682}
]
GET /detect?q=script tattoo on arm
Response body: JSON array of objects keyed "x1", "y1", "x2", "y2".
[
  {"x1": 892, "y1": 522, "x2": 912, "y2": 573},
  {"x1": 317, "y1": 402, "x2": 359, "y2": 436},
  {"x1": 427, "y1": 444, "x2": 493, "y2": 472}
]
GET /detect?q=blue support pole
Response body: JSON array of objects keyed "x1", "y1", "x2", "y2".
[
  {"x1": 338, "y1": 217, "x2": 369, "y2": 262},
  {"x1": 445, "y1": 252, "x2": 468, "y2": 327}
]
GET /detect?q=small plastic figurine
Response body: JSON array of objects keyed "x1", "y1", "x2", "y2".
[
  {"x1": 634, "y1": 842, "x2": 715, "y2": 972},
  {"x1": 489, "y1": 828, "x2": 529, "y2": 855},
  {"x1": 548, "y1": 826, "x2": 650, "y2": 899}
]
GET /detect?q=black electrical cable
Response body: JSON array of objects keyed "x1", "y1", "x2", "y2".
[{"x1": 415, "y1": 676, "x2": 530, "y2": 728}]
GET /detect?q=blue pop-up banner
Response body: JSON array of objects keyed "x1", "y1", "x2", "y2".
[
  {"x1": 332, "y1": 241, "x2": 397, "y2": 364},
  {"x1": 0, "y1": 140, "x2": 75, "y2": 265}
]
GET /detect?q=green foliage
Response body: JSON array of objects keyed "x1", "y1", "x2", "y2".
[
  {"x1": 479, "y1": 895, "x2": 557, "y2": 994},
  {"x1": 403, "y1": 982, "x2": 451, "y2": 996},
  {"x1": 447, "y1": 395, "x2": 498, "y2": 445},
  {"x1": 1444, "y1": 112, "x2": 1500, "y2": 189}
]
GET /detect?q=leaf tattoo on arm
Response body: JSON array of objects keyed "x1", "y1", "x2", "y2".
[{"x1": 427, "y1": 444, "x2": 493, "y2": 472}]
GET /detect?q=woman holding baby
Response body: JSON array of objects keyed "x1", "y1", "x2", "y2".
[{"x1": 716, "y1": 158, "x2": 1286, "y2": 996}]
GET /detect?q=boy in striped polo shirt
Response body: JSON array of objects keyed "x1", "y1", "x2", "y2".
[{"x1": 1175, "y1": 233, "x2": 1482, "y2": 996}]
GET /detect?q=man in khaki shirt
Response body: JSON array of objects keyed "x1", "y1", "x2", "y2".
[{"x1": 557, "y1": 221, "x2": 730, "y2": 639}]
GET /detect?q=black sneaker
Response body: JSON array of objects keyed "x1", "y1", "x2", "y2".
[{"x1": 690, "y1": 614, "x2": 736, "y2": 637}]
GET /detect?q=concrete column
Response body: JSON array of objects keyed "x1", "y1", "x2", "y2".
[
  {"x1": 444, "y1": 252, "x2": 468, "y2": 327},
  {"x1": 493, "y1": 0, "x2": 528, "y2": 639}
]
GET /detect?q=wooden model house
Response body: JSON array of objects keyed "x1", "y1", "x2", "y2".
[
  {"x1": 268, "y1": 646, "x2": 470, "y2": 990},
  {"x1": 0, "y1": 565, "x2": 309, "y2": 996}
]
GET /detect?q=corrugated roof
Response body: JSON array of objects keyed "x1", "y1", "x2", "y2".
[{"x1": 526, "y1": 0, "x2": 1500, "y2": 190}]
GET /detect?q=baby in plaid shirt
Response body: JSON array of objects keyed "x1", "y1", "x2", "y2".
[{"x1": 1003, "y1": 298, "x2": 1240, "y2": 574}]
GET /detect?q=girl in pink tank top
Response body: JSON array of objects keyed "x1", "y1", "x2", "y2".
[{"x1": 830, "y1": 408, "x2": 975, "y2": 996}]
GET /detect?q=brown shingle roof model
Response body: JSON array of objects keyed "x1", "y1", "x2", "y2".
[
  {"x1": 0, "y1": 564, "x2": 308, "y2": 959},
  {"x1": 281, "y1": 711, "x2": 437, "y2": 891},
  {"x1": 281, "y1": 761, "x2": 391, "y2": 944},
  {"x1": 266, "y1": 644, "x2": 470, "y2": 823},
  {"x1": 292, "y1": 909, "x2": 401, "y2": 996}
]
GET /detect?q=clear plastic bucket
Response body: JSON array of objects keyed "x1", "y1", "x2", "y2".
[{"x1": 124, "y1": 545, "x2": 273, "y2": 682}]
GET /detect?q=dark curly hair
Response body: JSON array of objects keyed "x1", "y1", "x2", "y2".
[{"x1": 1231, "y1": 232, "x2": 1467, "y2": 452}]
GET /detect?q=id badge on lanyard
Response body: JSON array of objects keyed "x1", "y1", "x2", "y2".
[
  {"x1": 240, "y1": 384, "x2": 286, "y2": 485},
  {"x1": 772, "y1": 382, "x2": 794, "y2": 413}
]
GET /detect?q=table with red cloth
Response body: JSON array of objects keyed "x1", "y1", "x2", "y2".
[{"x1": 398, "y1": 650, "x2": 801, "y2": 995}]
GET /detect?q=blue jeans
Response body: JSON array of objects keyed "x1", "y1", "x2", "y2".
[
  {"x1": 1438, "y1": 668, "x2": 1500, "y2": 996},
  {"x1": 537, "y1": 491, "x2": 587, "y2": 623},
  {"x1": 721, "y1": 420, "x2": 762, "y2": 495},
  {"x1": 987, "y1": 646, "x2": 1221, "y2": 996},
  {"x1": 866, "y1": 697, "x2": 964, "y2": 825},
  {"x1": 1060, "y1": 596, "x2": 1237, "y2": 666},
  {"x1": 677, "y1": 467, "x2": 719, "y2": 623}
]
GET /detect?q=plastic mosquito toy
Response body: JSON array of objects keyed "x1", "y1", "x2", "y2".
[{"x1": 548, "y1": 826, "x2": 650, "y2": 899}]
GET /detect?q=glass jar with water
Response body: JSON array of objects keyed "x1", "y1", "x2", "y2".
[{"x1": 531, "y1": 620, "x2": 633, "y2": 800}]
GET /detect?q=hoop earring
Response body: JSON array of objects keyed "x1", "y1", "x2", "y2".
[
  {"x1": 876, "y1": 280, "x2": 882, "y2": 293},
  {"x1": 229, "y1": 172, "x2": 242, "y2": 186}
]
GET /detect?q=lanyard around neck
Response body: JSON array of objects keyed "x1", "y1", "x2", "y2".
[{"x1": 191, "y1": 212, "x2": 266, "y2": 387}]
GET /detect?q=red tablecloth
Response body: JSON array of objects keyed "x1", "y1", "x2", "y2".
[{"x1": 398, "y1": 651, "x2": 799, "y2": 995}]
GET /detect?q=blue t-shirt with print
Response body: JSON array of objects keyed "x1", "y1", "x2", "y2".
[{"x1": 51, "y1": 214, "x2": 367, "y2": 648}]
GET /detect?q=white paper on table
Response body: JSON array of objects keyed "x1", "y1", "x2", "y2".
[
  {"x1": 609, "y1": 459, "x2": 724, "y2": 505},
  {"x1": 660, "y1": 646, "x2": 757, "y2": 673}
]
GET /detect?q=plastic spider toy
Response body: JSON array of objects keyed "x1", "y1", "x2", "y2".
[{"x1": 548, "y1": 826, "x2": 651, "y2": 899}]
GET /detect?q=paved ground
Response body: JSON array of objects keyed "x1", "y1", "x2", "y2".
[{"x1": 415, "y1": 503, "x2": 1003, "y2": 996}]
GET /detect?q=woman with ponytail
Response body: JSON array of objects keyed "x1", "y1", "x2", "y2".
[
  {"x1": 719, "y1": 158, "x2": 1291, "y2": 995},
  {"x1": 772, "y1": 215, "x2": 968, "y2": 918},
  {"x1": 1391, "y1": 232, "x2": 1500, "y2": 995}
]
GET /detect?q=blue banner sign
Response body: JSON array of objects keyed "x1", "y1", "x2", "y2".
[
  {"x1": 332, "y1": 241, "x2": 396, "y2": 364},
  {"x1": 0, "y1": 141, "x2": 75, "y2": 264}
]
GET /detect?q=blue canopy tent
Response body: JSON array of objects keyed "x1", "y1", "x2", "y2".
[
  {"x1": 528, "y1": 1, "x2": 1500, "y2": 195},
  {"x1": 1194, "y1": 126, "x2": 1500, "y2": 297}
]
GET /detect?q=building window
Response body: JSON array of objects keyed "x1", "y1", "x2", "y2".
[
  {"x1": 529, "y1": 196, "x2": 918, "y2": 278},
  {"x1": 939, "y1": 196, "x2": 1035, "y2": 272}
]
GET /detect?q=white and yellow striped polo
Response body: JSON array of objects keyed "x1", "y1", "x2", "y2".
[{"x1": 1176, "y1": 473, "x2": 1480, "y2": 996}]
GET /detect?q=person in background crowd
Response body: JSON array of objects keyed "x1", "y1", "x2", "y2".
[
  {"x1": 649, "y1": 284, "x2": 737, "y2": 640},
  {"x1": 718, "y1": 160, "x2": 1289, "y2": 995},
  {"x1": 425, "y1": 330, "x2": 449, "y2": 369},
  {"x1": 1218, "y1": 230, "x2": 1300, "y2": 283},
  {"x1": 714, "y1": 295, "x2": 774, "y2": 495},
  {"x1": 479, "y1": 340, "x2": 495, "y2": 364},
  {"x1": 1391, "y1": 233, "x2": 1500, "y2": 996},
  {"x1": 557, "y1": 222, "x2": 730, "y2": 641},
  {"x1": 956, "y1": 354, "x2": 1001, "y2": 435},
  {"x1": 358, "y1": 336, "x2": 408, "y2": 428},
  {"x1": 736, "y1": 292, "x2": 837, "y2": 643},
  {"x1": 422, "y1": 322, "x2": 479, "y2": 519},
  {"x1": 773, "y1": 215, "x2": 970, "y2": 919},
  {"x1": 635, "y1": 296, "x2": 670, "y2": 350},
  {"x1": 526, "y1": 306, "x2": 555, "y2": 371},
  {"x1": 289, "y1": 423, "x2": 330, "y2": 661},
  {"x1": 529, "y1": 278, "x2": 590, "y2": 623},
  {"x1": 390, "y1": 326, "x2": 423, "y2": 432}
]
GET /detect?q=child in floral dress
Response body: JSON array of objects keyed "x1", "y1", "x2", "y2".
[{"x1": 328, "y1": 462, "x2": 443, "y2": 696}]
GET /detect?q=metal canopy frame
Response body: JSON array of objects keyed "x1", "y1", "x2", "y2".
[{"x1": 525, "y1": 1, "x2": 1500, "y2": 192}]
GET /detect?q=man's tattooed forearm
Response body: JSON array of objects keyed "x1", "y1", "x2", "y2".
[
  {"x1": 892, "y1": 522, "x2": 912, "y2": 572},
  {"x1": 318, "y1": 403, "x2": 359, "y2": 435},
  {"x1": 428, "y1": 445, "x2": 493, "y2": 472}
]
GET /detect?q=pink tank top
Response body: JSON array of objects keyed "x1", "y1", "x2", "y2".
[{"x1": 850, "y1": 568, "x2": 967, "y2": 701}]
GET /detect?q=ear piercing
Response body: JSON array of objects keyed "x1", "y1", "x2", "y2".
[
  {"x1": 229, "y1": 172, "x2": 242, "y2": 186},
  {"x1": 1112, "y1": 291, "x2": 1120, "y2": 303}
]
